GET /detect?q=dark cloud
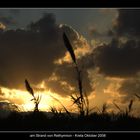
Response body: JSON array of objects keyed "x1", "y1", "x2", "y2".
[
  {"x1": 107, "y1": 30, "x2": 114, "y2": 37},
  {"x1": 88, "y1": 27, "x2": 110, "y2": 39},
  {"x1": 0, "y1": 16, "x2": 16, "y2": 25},
  {"x1": 114, "y1": 9, "x2": 140, "y2": 37},
  {"x1": 91, "y1": 9, "x2": 140, "y2": 103},
  {"x1": 46, "y1": 61, "x2": 93, "y2": 96},
  {"x1": 0, "y1": 13, "x2": 65, "y2": 89},
  {"x1": 77, "y1": 52, "x2": 95, "y2": 69},
  {"x1": 93, "y1": 38, "x2": 140, "y2": 77},
  {"x1": 0, "y1": 101, "x2": 19, "y2": 111},
  {"x1": 118, "y1": 78, "x2": 140, "y2": 103},
  {"x1": 88, "y1": 27, "x2": 107, "y2": 38},
  {"x1": 46, "y1": 63, "x2": 77, "y2": 96},
  {"x1": 88, "y1": 27, "x2": 102, "y2": 38},
  {"x1": 0, "y1": 101, "x2": 19, "y2": 118},
  {"x1": 0, "y1": 13, "x2": 93, "y2": 97},
  {"x1": 92, "y1": 9, "x2": 140, "y2": 78}
]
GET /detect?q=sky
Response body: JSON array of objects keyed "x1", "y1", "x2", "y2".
[{"x1": 0, "y1": 8, "x2": 140, "y2": 117}]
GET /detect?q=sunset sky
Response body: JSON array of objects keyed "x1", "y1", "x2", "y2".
[{"x1": 0, "y1": 8, "x2": 140, "y2": 116}]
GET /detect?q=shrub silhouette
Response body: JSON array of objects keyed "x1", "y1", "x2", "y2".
[
  {"x1": 50, "y1": 95, "x2": 72, "y2": 118},
  {"x1": 63, "y1": 32, "x2": 91, "y2": 117},
  {"x1": 102, "y1": 103, "x2": 108, "y2": 114},
  {"x1": 113, "y1": 99, "x2": 134, "y2": 117},
  {"x1": 25, "y1": 79, "x2": 41, "y2": 112}
]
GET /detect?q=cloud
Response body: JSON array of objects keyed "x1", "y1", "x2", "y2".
[
  {"x1": 88, "y1": 27, "x2": 102, "y2": 38},
  {"x1": 0, "y1": 100, "x2": 19, "y2": 118},
  {"x1": 93, "y1": 38, "x2": 140, "y2": 77},
  {"x1": 91, "y1": 9, "x2": 140, "y2": 106},
  {"x1": 0, "y1": 13, "x2": 93, "y2": 98},
  {"x1": 0, "y1": 87, "x2": 24, "y2": 105},
  {"x1": 118, "y1": 78, "x2": 140, "y2": 103},
  {"x1": 91, "y1": 9, "x2": 140, "y2": 78},
  {"x1": 113, "y1": 9, "x2": 140, "y2": 37},
  {"x1": 88, "y1": 26, "x2": 110, "y2": 39},
  {"x1": 46, "y1": 61, "x2": 93, "y2": 96},
  {"x1": 77, "y1": 52, "x2": 94, "y2": 69},
  {"x1": 0, "y1": 13, "x2": 66, "y2": 89}
]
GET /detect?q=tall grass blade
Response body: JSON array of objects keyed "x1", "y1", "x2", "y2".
[
  {"x1": 25, "y1": 79, "x2": 34, "y2": 97},
  {"x1": 135, "y1": 94, "x2": 140, "y2": 100},
  {"x1": 63, "y1": 32, "x2": 76, "y2": 64},
  {"x1": 78, "y1": 71, "x2": 83, "y2": 99},
  {"x1": 50, "y1": 95, "x2": 71, "y2": 117},
  {"x1": 128, "y1": 99, "x2": 133, "y2": 113},
  {"x1": 25, "y1": 79, "x2": 41, "y2": 112},
  {"x1": 63, "y1": 32, "x2": 89, "y2": 117},
  {"x1": 50, "y1": 106, "x2": 58, "y2": 114},
  {"x1": 83, "y1": 91, "x2": 89, "y2": 116},
  {"x1": 71, "y1": 95, "x2": 81, "y2": 105},
  {"x1": 102, "y1": 103, "x2": 107, "y2": 114},
  {"x1": 113, "y1": 101, "x2": 122, "y2": 112}
]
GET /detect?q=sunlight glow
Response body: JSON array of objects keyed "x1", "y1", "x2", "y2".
[
  {"x1": 0, "y1": 22, "x2": 6, "y2": 30},
  {"x1": 0, "y1": 86, "x2": 73, "y2": 112}
]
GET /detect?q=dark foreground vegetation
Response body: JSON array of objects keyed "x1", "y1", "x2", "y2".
[{"x1": 0, "y1": 111, "x2": 140, "y2": 131}]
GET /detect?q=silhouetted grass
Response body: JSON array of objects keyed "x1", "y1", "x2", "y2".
[
  {"x1": 113, "y1": 99, "x2": 134, "y2": 117},
  {"x1": 0, "y1": 111, "x2": 140, "y2": 131},
  {"x1": 50, "y1": 95, "x2": 72, "y2": 118},
  {"x1": 63, "y1": 32, "x2": 91, "y2": 117},
  {"x1": 25, "y1": 79, "x2": 41, "y2": 112}
]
